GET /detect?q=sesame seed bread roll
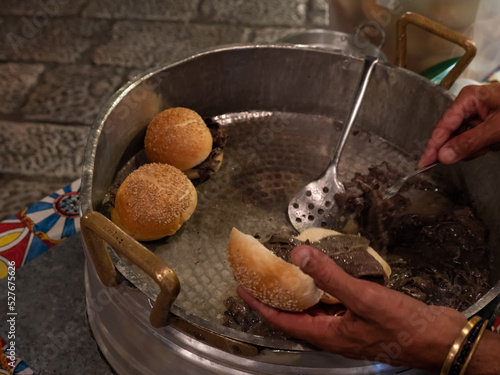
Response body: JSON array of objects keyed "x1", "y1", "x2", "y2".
[
  {"x1": 111, "y1": 163, "x2": 197, "y2": 241},
  {"x1": 144, "y1": 107, "x2": 213, "y2": 171},
  {"x1": 228, "y1": 228, "x2": 324, "y2": 312}
]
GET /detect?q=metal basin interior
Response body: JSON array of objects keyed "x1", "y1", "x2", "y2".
[{"x1": 80, "y1": 45, "x2": 500, "y2": 362}]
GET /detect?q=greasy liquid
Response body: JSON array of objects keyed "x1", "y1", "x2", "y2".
[{"x1": 403, "y1": 187, "x2": 453, "y2": 218}]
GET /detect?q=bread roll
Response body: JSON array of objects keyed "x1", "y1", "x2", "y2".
[
  {"x1": 111, "y1": 163, "x2": 197, "y2": 241},
  {"x1": 145, "y1": 107, "x2": 213, "y2": 171},
  {"x1": 228, "y1": 227, "x2": 391, "y2": 312},
  {"x1": 228, "y1": 228, "x2": 324, "y2": 312}
]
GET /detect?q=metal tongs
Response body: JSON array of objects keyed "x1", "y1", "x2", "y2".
[
  {"x1": 288, "y1": 56, "x2": 379, "y2": 232},
  {"x1": 383, "y1": 162, "x2": 438, "y2": 199}
]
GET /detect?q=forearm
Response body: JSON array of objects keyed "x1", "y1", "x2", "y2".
[{"x1": 466, "y1": 330, "x2": 500, "y2": 375}]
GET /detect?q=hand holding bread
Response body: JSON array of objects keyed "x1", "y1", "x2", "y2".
[
  {"x1": 237, "y1": 245, "x2": 470, "y2": 372},
  {"x1": 228, "y1": 227, "x2": 390, "y2": 312}
]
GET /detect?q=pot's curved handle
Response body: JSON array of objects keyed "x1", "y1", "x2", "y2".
[
  {"x1": 80, "y1": 211, "x2": 180, "y2": 328},
  {"x1": 395, "y1": 12, "x2": 476, "y2": 90},
  {"x1": 356, "y1": 22, "x2": 386, "y2": 50}
]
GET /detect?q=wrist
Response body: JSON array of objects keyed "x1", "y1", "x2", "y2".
[
  {"x1": 406, "y1": 307, "x2": 467, "y2": 372},
  {"x1": 440, "y1": 316, "x2": 487, "y2": 375},
  {"x1": 465, "y1": 330, "x2": 500, "y2": 375}
]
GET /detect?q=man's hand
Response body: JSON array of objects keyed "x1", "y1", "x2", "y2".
[
  {"x1": 418, "y1": 83, "x2": 500, "y2": 168},
  {"x1": 238, "y1": 245, "x2": 467, "y2": 371}
]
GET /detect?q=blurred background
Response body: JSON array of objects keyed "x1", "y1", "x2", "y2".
[{"x1": 0, "y1": 0, "x2": 330, "y2": 220}]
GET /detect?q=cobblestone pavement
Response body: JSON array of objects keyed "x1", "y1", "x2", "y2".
[{"x1": 0, "y1": 0, "x2": 329, "y2": 220}]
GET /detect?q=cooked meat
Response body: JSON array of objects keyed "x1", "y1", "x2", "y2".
[
  {"x1": 334, "y1": 163, "x2": 491, "y2": 310},
  {"x1": 265, "y1": 234, "x2": 387, "y2": 285}
]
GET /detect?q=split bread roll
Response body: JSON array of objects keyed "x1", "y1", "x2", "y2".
[
  {"x1": 111, "y1": 163, "x2": 197, "y2": 241},
  {"x1": 145, "y1": 107, "x2": 213, "y2": 171},
  {"x1": 228, "y1": 228, "x2": 323, "y2": 312},
  {"x1": 228, "y1": 227, "x2": 391, "y2": 312}
]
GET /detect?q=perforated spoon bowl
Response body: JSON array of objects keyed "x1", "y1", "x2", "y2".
[{"x1": 288, "y1": 56, "x2": 379, "y2": 232}]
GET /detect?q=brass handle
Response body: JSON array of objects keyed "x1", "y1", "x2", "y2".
[
  {"x1": 396, "y1": 12, "x2": 476, "y2": 90},
  {"x1": 81, "y1": 211, "x2": 259, "y2": 354},
  {"x1": 80, "y1": 211, "x2": 180, "y2": 327}
]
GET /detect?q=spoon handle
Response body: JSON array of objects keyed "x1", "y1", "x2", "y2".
[
  {"x1": 402, "y1": 161, "x2": 438, "y2": 181},
  {"x1": 329, "y1": 56, "x2": 379, "y2": 170},
  {"x1": 384, "y1": 162, "x2": 438, "y2": 199}
]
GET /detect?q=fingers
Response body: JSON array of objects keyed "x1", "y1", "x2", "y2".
[
  {"x1": 418, "y1": 86, "x2": 481, "y2": 168},
  {"x1": 418, "y1": 84, "x2": 500, "y2": 168},
  {"x1": 418, "y1": 129, "x2": 448, "y2": 168},
  {"x1": 290, "y1": 245, "x2": 368, "y2": 312},
  {"x1": 463, "y1": 148, "x2": 489, "y2": 161},
  {"x1": 438, "y1": 112, "x2": 500, "y2": 164},
  {"x1": 480, "y1": 82, "x2": 500, "y2": 112},
  {"x1": 237, "y1": 285, "x2": 334, "y2": 341}
]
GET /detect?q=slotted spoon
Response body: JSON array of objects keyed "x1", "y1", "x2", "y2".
[{"x1": 288, "y1": 56, "x2": 378, "y2": 232}]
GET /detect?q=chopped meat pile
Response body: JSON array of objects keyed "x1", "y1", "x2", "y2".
[
  {"x1": 334, "y1": 162, "x2": 491, "y2": 310},
  {"x1": 192, "y1": 118, "x2": 227, "y2": 183}
]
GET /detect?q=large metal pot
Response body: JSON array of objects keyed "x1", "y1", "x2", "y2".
[
  {"x1": 278, "y1": 25, "x2": 388, "y2": 61},
  {"x1": 79, "y1": 43, "x2": 500, "y2": 374},
  {"x1": 81, "y1": 11, "x2": 500, "y2": 374}
]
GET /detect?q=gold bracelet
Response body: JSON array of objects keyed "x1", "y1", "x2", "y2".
[
  {"x1": 459, "y1": 319, "x2": 489, "y2": 375},
  {"x1": 441, "y1": 316, "x2": 482, "y2": 375}
]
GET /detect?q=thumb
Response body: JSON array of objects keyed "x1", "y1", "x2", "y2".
[
  {"x1": 291, "y1": 245, "x2": 361, "y2": 310},
  {"x1": 438, "y1": 112, "x2": 500, "y2": 164}
]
